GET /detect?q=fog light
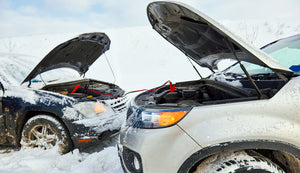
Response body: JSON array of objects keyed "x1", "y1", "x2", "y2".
[{"x1": 122, "y1": 146, "x2": 143, "y2": 173}]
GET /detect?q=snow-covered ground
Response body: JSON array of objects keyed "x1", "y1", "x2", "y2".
[
  {"x1": 0, "y1": 20, "x2": 299, "y2": 173},
  {"x1": 0, "y1": 146, "x2": 122, "y2": 173}
]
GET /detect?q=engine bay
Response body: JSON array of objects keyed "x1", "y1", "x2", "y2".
[
  {"x1": 42, "y1": 78, "x2": 124, "y2": 100},
  {"x1": 135, "y1": 78, "x2": 285, "y2": 107}
]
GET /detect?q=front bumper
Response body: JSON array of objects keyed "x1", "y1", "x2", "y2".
[
  {"x1": 65, "y1": 97, "x2": 128, "y2": 150},
  {"x1": 118, "y1": 125, "x2": 200, "y2": 173},
  {"x1": 72, "y1": 129, "x2": 120, "y2": 150},
  {"x1": 118, "y1": 144, "x2": 143, "y2": 173}
]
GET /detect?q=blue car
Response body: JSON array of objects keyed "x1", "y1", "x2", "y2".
[{"x1": 0, "y1": 32, "x2": 127, "y2": 153}]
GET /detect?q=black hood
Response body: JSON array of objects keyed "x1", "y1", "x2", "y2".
[{"x1": 22, "y1": 32, "x2": 110, "y2": 84}]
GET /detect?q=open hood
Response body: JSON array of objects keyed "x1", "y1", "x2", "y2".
[
  {"x1": 22, "y1": 32, "x2": 110, "y2": 84},
  {"x1": 147, "y1": 1, "x2": 293, "y2": 74}
]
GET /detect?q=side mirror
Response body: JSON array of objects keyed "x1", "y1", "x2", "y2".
[{"x1": 289, "y1": 65, "x2": 300, "y2": 74}]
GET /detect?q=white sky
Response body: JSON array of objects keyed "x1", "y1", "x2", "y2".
[{"x1": 0, "y1": 0, "x2": 300, "y2": 38}]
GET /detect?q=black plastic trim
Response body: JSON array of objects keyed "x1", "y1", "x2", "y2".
[
  {"x1": 120, "y1": 146, "x2": 143, "y2": 173},
  {"x1": 0, "y1": 82, "x2": 3, "y2": 114},
  {"x1": 178, "y1": 140, "x2": 300, "y2": 173}
]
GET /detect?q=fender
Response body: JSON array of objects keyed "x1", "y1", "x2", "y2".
[{"x1": 178, "y1": 140, "x2": 300, "y2": 173}]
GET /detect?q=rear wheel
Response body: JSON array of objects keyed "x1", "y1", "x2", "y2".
[
  {"x1": 21, "y1": 115, "x2": 73, "y2": 154},
  {"x1": 194, "y1": 150, "x2": 285, "y2": 173}
]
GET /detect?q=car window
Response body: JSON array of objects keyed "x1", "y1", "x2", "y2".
[
  {"x1": 0, "y1": 54, "x2": 37, "y2": 85},
  {"x1": 0, "y1": 72, "x2": 11, "y2": 86},
  {"x1": 30, "y1": 68, "x2": 81, "y2": 85},
  {"x1": 262, "y1": 35, "x2": 300, "y2": 74},
  {"x1": 225, "y1": 35, "x2": 300, "y2": 75},
  {"x1": 226, "y1": 61, "x2": 273, "y2": 75}
]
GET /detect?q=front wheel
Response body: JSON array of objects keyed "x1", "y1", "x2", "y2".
[
  {"x1": 21, "y1": 115, "x2": 73, "y2": 154},
  {"x1": 194, "y1": 150, "x2": 285, "y2": 173}
]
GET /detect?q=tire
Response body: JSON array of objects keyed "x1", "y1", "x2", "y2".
[
  {"x1": 21, "y1": 115, "x2": 73, "y2": 154},
  {"x1": 194, "y1": 150, "x2": 285, "y2": 173}
]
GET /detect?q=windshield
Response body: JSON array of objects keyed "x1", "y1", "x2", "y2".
[
  {"x1": 262, "y1": 35, "x2": 300, "y2": 73},
  {"x1": 26, "y1": 68, "x2": 81, "y2": 88},
  {"x1": 0, "y1": 53, "x2": 36, "y2": 85},
  {"x1": 226, "y1": 34, "x2": 300, "y2": 75},
  {"x1": 0, "y1": 53, "x2": 81, "y2": 87}
]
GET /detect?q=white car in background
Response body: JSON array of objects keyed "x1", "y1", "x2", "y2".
[{"x1": 118, "y1": 1, "x2": 300, "y2": 173}]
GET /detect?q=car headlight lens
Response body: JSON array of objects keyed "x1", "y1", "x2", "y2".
[
  {"x1": 127, "y1": 107, "x2": 191, "y2": 128},
  {"x1": 74, "y1": 102, "x2": 107, "y2": 117},
  {"x1": 94, "y1": 103, "x2": 106, "y2": 114}
]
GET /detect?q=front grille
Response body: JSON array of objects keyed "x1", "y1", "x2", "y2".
[{"x1": 104, "y1": 96, "x2": 128, "y2": 113}]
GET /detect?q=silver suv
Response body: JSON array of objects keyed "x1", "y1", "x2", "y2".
[{"x1": 118, "y1": 1, "x2": 300, "y2": 173}]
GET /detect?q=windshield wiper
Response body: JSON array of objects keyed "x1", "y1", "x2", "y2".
[{"x1": 250, "y1": 73, "x2": 283, "y2": 80}]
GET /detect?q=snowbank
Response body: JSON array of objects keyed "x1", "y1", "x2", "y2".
[{"x1": 0, "y1": 147, "x2": 122, "y2": 173}]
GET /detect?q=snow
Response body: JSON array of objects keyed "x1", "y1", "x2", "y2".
[
  {"x1": 4, "y1": 84, "x2": 75, "y2": 106},
  {"x1": 5, "y1": 86, "x2": 39, "y2": 104},
  {"x1": 0, "y1": 147, "x2": 122, "y2": 173},
  {"x1": 0, "y1": 53, "x2": 36, "y2": 85},
  {"x1": 62, "y1": 98, "x2": 128, "y2": 134},
  {"x1": 195, "y1": 150, "x2": 284, "y2": 172},
  {"x1": 63, "y1": 101, "x2": 126, "y2": 134},
  {"x1": 0, "y1": 19, "x2": 299, "y2": 172},
  {"x1": 74, "y1": 112, "x2": 125, "y2": 133},
  {"x1": 209, "y1": 72, "x2": 243, "y2": 87}
]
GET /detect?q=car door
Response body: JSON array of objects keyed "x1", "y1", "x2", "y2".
[{"x1": 0, "y1": 81, "x2": 7, "y2": 144}]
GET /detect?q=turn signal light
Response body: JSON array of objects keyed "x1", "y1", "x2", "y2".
[
  {"x1": 78, "y1": 138, "x2": 92, "y2": 143},
  {"x1": 94, "y1": 103, "x2": 106, "y2": 114},
  {"x1": 159, "y1": 111, "x2": 188, "y2": 126}
]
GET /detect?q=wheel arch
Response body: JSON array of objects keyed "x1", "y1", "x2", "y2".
[{"x1": 178, "y1": 140, "x2": 300, "y2": 173}]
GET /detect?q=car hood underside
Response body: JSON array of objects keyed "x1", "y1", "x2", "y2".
[
  {"x1": 22, "y1": 32, "x2": 111, "y2": 84},
  {"x1": 147, "y1": 1, "x2": 292, "y2": 74}
]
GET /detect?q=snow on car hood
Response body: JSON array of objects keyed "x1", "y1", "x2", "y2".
[
  {"x1": 22, "y1": 32, "x2": 110, "y2": 84},
  {"x1": 5, "y1": 85, "x2": 76, "y2": 105},
  {"x1": 147, "y1": 1, "x2": 293, "y2": 73}
]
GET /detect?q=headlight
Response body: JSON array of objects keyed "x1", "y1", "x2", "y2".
[
  {"x1": 73, "y1": 102, "x2": 107, "y2": 117},
  {"x1": 127, "y1": 107, "x2": 191, "y2": 128},
  {"x1": 94, "y1": 103, "x2": 106, "y2": 114}
]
